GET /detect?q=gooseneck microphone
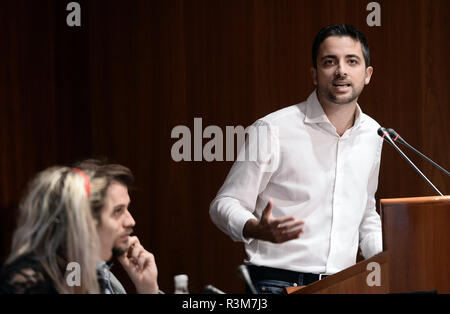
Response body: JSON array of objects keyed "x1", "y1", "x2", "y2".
[
  {"x1": 237, "y1": 265, "x2": 258, "y2": 294},
  {"x1": 202, "y1": 284, "x2": 226, "y2": 294},
  {"x1": 386, "y1": 128, "x2": 450, "y2": 177},
  {"x1": 378, "y1": 127, "x2": 443, "y2": 196}
]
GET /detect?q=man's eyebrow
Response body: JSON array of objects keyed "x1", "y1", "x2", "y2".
[
  {"x1": 320, "y1": 55, "x2": 337, "y2": 60},
  {"x1": 320, "y1": 54, "x2": 362, "y2": 60},
  {"x1": 113, "y1": 201, "x2": 130, "y2": 210},
  {"x1": 346, "y1": 54, "x2": 361, "y2": 60}
]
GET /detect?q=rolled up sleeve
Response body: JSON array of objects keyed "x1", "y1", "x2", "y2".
[
  {"x1": 359, "y1": 140, "x2": 383, "y2": 258},
  {"x1": 209, "y1": 120, "x2": 278, "y2": 243}
]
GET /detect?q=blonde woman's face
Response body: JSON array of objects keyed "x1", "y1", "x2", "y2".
[{"x1": 97, "y1": 181, "x2": 135, "y2": 261}]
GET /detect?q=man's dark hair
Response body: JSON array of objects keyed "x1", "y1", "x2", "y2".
[
  {"x1": 312, "y1": 24, "x2": 370, "y2": 68},
  {"x1": 72, "y1": 159, "x2": 134, "y2": 220},
  {"x1": 73, "y1": 158, "x2": 134, "y2": 188}
]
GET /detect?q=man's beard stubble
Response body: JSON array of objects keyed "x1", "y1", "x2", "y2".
[
  {"x1": 111, "y1": 233, "x2": 133, "y2": 258},
  {"x1": 319, "y1": 84, "x2": 360, "y2": 105},
  {"x1": 112, "y1": 246, "x2": 127, "y2": 258}
]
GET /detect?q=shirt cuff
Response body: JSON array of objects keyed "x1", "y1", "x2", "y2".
[
  {"x1": 360, "y1": 232, "x2": 383, "y2": 259},
  {"x1": 228, "y1": 209, "x2": 257, "y2": 244}
]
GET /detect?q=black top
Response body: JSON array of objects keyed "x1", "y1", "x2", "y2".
[{"x1": 0, "y1": 254, "x2": 57, "y2": 294}]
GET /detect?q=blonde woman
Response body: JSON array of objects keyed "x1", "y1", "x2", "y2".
[{"x1": 0, "y1": 166, "x2": 106, "y2": 293}]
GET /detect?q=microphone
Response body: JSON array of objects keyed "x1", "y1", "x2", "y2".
[
  {"x1": 377, "y1": 127, "x2": 443, "y2": 196},
  {"x1": 237, "y1": 265, "x2": 258, "y2": 294},
  {"x1": 387, "y1": 128, "x2": 450, "y2": 177},
  {"x1": 202, "y1": 285, "x2": 226, "y2": 294}
]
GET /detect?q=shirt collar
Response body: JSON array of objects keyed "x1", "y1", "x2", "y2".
[
  {"x1": 304, "y1": 90, "x2": 364, "y2": 129},
  {"x1": 96, "y1": 261, "x2": 113, "y2": 271}
]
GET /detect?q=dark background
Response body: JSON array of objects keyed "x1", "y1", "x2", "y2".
[{"x1": 1, "y1": 0, "x2": 448, "y2": 293}]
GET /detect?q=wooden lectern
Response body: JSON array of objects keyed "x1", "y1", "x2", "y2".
[{"x1": 288, "y1": 196, "x2": 450, "y2": 294}]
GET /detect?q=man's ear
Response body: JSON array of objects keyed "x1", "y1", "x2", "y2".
[
  {"x1": 364, "y1": 66, "x2": 374, "y2": 85},
  {"x1": 310, "y1": 67, "x2": 318, "y2": 86}
]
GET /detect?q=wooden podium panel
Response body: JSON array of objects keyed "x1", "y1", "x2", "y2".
[
  {"x1": 290, "y1": 196, "x2": 450, "y2": 294},
  {"x1": 287, "y1": 252, "x2": 390, "y2": 294},
  {"x1": 382, "y1": 196, "x2": 450, "y2": 293}
]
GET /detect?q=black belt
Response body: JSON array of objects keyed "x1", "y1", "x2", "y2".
[{"x1": 247, "y1": 265, "x2": 328, "y2": 286}]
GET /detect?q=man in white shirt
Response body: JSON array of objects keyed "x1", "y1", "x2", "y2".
[{"x1": 209, "y1": 24, "x2": 383, "y2": 294}]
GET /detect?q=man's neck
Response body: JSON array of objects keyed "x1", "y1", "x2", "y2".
[{"x1": 317, "y1": 92, "x2": 357, "y2": 136}]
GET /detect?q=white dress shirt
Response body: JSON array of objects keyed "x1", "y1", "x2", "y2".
[{"x1": 210, "y1": 90, "x2": 383, "y2": 275}]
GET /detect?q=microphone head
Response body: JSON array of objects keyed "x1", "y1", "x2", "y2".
[
  {"x1": 387, "y1": 128, "x2": 399, "y2": 138},
  {"x1": 237, "y1": 265, "x2": 255, "y2": 283},
  {"x1": 387, "y1": 128, "x2": 405, "y2": 144},
  {"x1": 236, "y1": 265, "x2": 248, "y2": 278},
  {"x1": 386, "y1": 128, "x2": 408, "y2": 146},
  {"x1": 202, "y1": 284, "x2": 226, "y2": 294},
  {"x1": 237, "y1": 265, "x2": 258, "y2": 294},
  {"x1": 377, "y1": 127, "x2": 387, "y2": 137}
]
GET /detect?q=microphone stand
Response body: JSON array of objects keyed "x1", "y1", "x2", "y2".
[
  {"x1": 378, "y1": 128, "x2": 443, "y2": 196},
  {"x1": 387, "y1": 128, "x2": 450, "y2": 177}
]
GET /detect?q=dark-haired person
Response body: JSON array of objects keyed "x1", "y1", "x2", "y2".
[
  {"x1": 73, "y1": 159, "x2": 159, "y2": 294},
  {"x1": 210, "y1": 24, "x2": 382, "y2": 294}
]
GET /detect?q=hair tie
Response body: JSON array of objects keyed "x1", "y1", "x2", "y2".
[{"x1": 72, "y1": 168, "x2": 91, "y2": 198}]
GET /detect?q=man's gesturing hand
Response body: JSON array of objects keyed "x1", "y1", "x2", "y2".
[
  {"x1": 118, "y1": 236, "x2": 159, "y2": 294},
  {"x1": 243, "y1": 200, "x2": 305, "y2": 243}
]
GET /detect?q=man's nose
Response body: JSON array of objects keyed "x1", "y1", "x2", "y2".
[
  {"x1": 335, "y1": 62, "x2": 348, "y2": 78},
  {"x1": 124, "y1": 209, "x2": 136, "y2": 227}
]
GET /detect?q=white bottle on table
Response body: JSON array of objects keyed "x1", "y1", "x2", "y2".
[{"x1": 174, "y1": 274, "x2": 189, "y2": 294}]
